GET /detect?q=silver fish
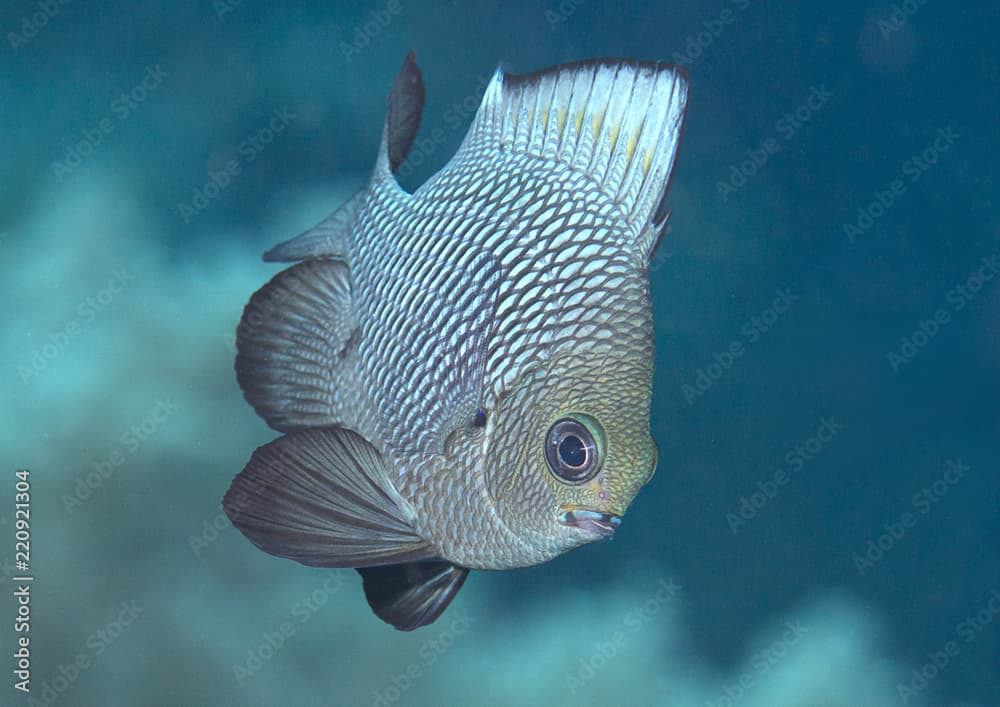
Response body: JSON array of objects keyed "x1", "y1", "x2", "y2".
[{"x1": 224, "y1": 52, "x2": 688, "y2": 630}]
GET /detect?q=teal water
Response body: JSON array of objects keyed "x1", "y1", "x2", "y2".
[{"x1": 1, "y1": 1, "x2": 997, "y2": 705}]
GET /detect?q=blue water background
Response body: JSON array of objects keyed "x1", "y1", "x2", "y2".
[{"x1": 1, "y1": 1, "x2": 997, "y2": 705}]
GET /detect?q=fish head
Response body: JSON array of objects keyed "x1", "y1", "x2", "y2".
[{"x1": 483, "y1": 289, "x2": 658, "y2": 563}]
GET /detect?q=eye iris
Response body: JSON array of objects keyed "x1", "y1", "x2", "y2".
[
  {"x1": 545, "y1": 417, "x2": 603, "y2": 483},
  {"x1": 558, "y1": 435, "x2": 587, "y2": 468}
]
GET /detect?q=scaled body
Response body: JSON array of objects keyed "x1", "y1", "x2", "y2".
[{"x1": 225, "y1": 53, "x2": 688, "y2": 629}]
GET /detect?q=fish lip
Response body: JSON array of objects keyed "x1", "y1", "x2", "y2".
[{"x1": 558, "y1": 508, "x2": 622, "y2": 538}]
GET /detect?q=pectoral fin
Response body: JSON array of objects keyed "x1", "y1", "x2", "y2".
[
  {"x1": 357, "y1": 560, "x2": 470, "y2": 631},
  {"x1": 223, "y1": 427, "x2": 434, "y2": 568}
]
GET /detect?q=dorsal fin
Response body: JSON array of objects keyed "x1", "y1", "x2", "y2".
[
  {"x1": 386, "y1": 50, "x2": 425, "y2": 172},
  {"x1": 263, "y1": 51, "x2": 425, "y2": 263},
  {"x1": 456, "y1": 59, "x2": 688, "y2": 239}
]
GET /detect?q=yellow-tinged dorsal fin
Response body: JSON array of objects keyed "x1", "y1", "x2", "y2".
[
  {"x1": 456, "y1": 58, "x2": 689, "y2": 236},
  {"x1": 608, "y1": 122, "x2": 622, "y2": 153}
]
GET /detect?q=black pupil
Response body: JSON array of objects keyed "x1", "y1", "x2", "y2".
[{"x1": 558, "y1": 434, "x2": 587, "y2": 468}]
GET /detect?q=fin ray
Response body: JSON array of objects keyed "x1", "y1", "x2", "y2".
[
  {"x1": 386, "y1": 50, "x2": 426, "y2": 172},
  {"x1": 263, "y1": 51, "x2": 425, "y2": 263},
  {"x1": 457, "y1": 58, "x2": 688, "y2": 237},
  {"x1": 357, "y1": 560, "x2": 469, "y2": 630},
  {"x1": 235, "y1": 259, "x2": 359, "y2": 432},
  {"x1": 262, "y1": 193, "x2": 359, "y2": 263},
  {"x1": 224, "y1": 427, "x2": 434, "y2": 567}
]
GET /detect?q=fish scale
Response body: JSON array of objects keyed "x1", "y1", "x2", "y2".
[
  {"x1": 352, "y1": 157, "x2": 644, "y2": 456},
  {"x1": 225, "y1": 54, "x2": 687, "y2": 629}
]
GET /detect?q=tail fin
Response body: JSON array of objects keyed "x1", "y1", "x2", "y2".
[{"x1": 458, "y1": 58, "x2": 688, "y2": 236}]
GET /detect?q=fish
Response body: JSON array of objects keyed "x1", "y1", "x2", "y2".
[{"x1": 223, "y1": 51, "x2": 688, "y2": 630}]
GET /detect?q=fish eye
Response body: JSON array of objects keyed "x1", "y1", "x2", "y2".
[{"x1": 545, "y1": 415, "x2": 604, "y2": 483}]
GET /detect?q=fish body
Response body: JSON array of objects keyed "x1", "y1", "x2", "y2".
[{"x1": 224, "y1": 53, "x2": 688, "y2": 629}]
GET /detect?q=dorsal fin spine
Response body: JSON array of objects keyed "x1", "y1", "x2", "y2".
[{"x1": 457, "y1": 59, "x2": 688, "y2": 238}]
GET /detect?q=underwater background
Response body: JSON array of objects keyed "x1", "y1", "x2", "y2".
[{"x1": 2, "y1": 0, "x2": 998, "y2": 705}]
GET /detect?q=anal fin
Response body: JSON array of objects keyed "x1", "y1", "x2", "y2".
[{"x1": 358, "y1": 560, "x2": 470, "y2": 631}]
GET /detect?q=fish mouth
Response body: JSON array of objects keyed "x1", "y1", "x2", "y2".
[{"x1": 558, "y1": 508, "x2": 622, "y2": 538}]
